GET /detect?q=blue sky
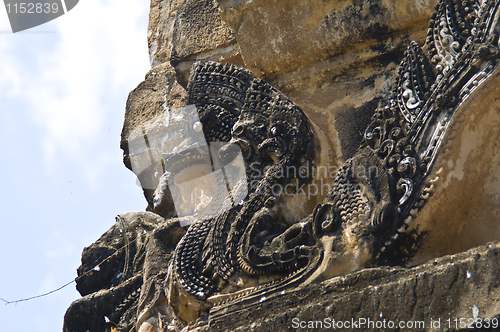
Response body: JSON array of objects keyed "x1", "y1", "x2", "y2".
[{"x1": 0, "y1": 1, "x2": 151, "y2": 330}]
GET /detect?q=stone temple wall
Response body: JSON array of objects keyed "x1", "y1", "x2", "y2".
[
  {"x1": 64, "y1": 1, "x2": 500, "y2": 331},
  {"x1": 121, "y1": 0, "x2": 438, "y2": 209}
]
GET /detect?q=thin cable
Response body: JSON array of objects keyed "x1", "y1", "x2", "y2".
[
  {"x1": 1, "y1": 280, "x2": 76, "y2": 305},
  {"x1": 1, "y1": 234, "x2": 139, "y2": 305}
]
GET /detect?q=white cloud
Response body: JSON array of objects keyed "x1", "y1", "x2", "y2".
[
  {"x1": 0, "y1": 3, "x2": 151, "y2": 332},
  {"x1": 0, "y1": 0, "x2": 150, "y2": 186}
]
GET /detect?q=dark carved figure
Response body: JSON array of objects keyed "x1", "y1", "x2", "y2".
[
  {"x1": 64, "y1": 0, "x2": 500, "y2": 331},
  {"x1": 161, "y1": 62, "x2": 320, "y2": 326}
]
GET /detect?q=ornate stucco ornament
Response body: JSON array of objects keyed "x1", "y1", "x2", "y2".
[
  {"x1": 157, "y1": 0, "x2": 500, "y2": 327},
  {"x1": 63, "y1": 1, "x2": 500, "y2": 331}
]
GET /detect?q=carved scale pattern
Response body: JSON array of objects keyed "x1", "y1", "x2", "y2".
[
  {"x1": 172, "y1": 62, "x2": 315, "y2": 298},
  {"x1": 170, "y1": 0, "x2": 500, "y2": 310},
  {"x1": 172, "y1": 62, "x2": 255, "y2": 298},
  {"x1": 366, "y1": 0, "x2": 500, "y2": 255},
  {"x1": 209, "y1": 0, "x2": 500, "y2": 310},
  {"x1": 188, "y1": 61, "x2": 255, "y2": 142},
  {"x1": 396, "y1": 41, "x2": 435, "y2": 127}
]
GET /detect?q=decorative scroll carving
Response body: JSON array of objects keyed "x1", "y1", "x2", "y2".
[
  {"x1": 64, "y1": 0, "x2": 500, "y2": 331},
  {"x1": 201, "y1": 0, "x2": 500, "y2": 323},
  {"x1": 171, "y1": 63, "x2": 317, "y2": 302}
]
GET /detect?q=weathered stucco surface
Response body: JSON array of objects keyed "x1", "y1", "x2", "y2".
[
  {"x1": 64, "y1": 0, "x2": 500, "y2": 331},
  {"x1": 214, "y1": 0, "x2": 437, "y2": 160},
  {"x1": 409, "y1": 67, "x2": 500, "y2": 265},
  {"x1": 191, "y1": 241, "x2": 500, "y2": 331},
  {"x1": 125, "y1": 0, "x2": 439, "y2": 211}
]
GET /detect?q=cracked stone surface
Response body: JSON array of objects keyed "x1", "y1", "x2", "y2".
[{"x1": 190, "y1": 242, "x2": 500, "y2": 331}]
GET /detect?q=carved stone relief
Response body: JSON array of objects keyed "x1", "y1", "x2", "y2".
[{"x1": 64, "y1": 0, "x2": 500, "y2": 331}]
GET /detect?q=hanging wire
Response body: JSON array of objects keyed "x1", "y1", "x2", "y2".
[
  {"x1": 1, "y1": 235, "x2": 139, "y2": 305},
  {"x1": 1, "y1": 280, "x2": 76, "y2": 305}
]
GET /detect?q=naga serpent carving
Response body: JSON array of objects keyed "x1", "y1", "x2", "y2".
[
  {"x1": 160, "y1": 0, "x2": 500, "y2": 327},
  {"x1": 166, "y1": 62, "x2": 319, "y2": 314},
  {"x1": 64, "y1": 0, "x2": 500, "y2": 331}
]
